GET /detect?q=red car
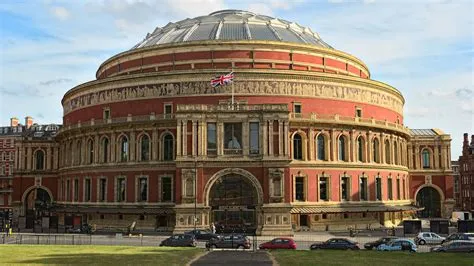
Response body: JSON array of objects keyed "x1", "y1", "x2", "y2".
[{"x1": 259, "y1": 238, "x2": 297, "y2": 250}]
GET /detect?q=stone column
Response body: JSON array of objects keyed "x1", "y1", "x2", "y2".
[
  {"x1": 176, "y1": 120, "x2": 182, "y2": 157},
  {"x1": 130, "y1": 131, "x2": 136, "y2": 161},
  {"x1": 407, "y1": 143, "x2": 413, "y2": 169},
  {"x1": 16, "y1": 147, "x2": 21, "y2": 170},
  {"x1": 192, "y1": 120, "x2": 197, "y2": 156},
  {"x1": 330, "y1": 129, "x2": 336, "y2": 161},
  {"x1": 54, "y1": 146, "x2": 59, "y2": 169},
  {"x1": 366, "y1": 131, "x2": 372, "y2": 163},
  {"x1": 380, "y1": 133, "x2": 386, "y2": 164},
  {"x1": 262, "y1": 120, "x2": 268, "y2": 156},
  {"x1": 197, "y1": 121, "x2": 203, "y2": 156},
  {"x1": 350, "y1": 129, "x2": 356, "y2": 162},
  {"x1": 415, "y1": 144, "x2": 420, "y2": 169},
  {"x1": 278, "y1": 120, "x2": 284, "y2": 157},
  {"x1": 434, "y1": 145, "x2": 440, "y2": 169},
  {"x1": 152, "y1": 129, "x2": 158, "y2": 160},
  {"x1": 82, "y1": 136, "x2": 87, "y2": 165},
  {"x1": 94, "y1": 134, "x2": 99, "y2": 163},
  {"x1": 217, "y1": 122, "x2": 224, "y2": 156},
  {"x1": 111, "y1": 132, "x2": 116, "y2": 162},
  {"x1": 182, "y1": 121, "x2": 188, "y2": 157},
  {"x1": 202, "y1": 121, "x2": 207, "y2": 156},
  {"x1": 284, "y1": 121, "x2": 289, "y2": 157},
  {"x1": 243, "y1": 121, "x2": 249, "y2": 156},
  {"x1": 268, "y1": 120, "x2": 273, "y2": 156},
  {"x1": 308, "y1": 128, "x2": 314, "y2": 161},
  {"x1": 26, "y1": 146, "x2": 32, "y2": 170},
  {"x1": 46, "y1": 147, "x2": 52, "y2": 170},
  {"x1": 441, "y1": 145, "x2": 447, "y2": 169},
  {"x1": 447, "y1": 144, "x2": 452, "y2": 169}
]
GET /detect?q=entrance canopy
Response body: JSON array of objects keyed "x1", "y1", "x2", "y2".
[{"x1": 290, "y1": 205, "x2": 423, "y2": 214}]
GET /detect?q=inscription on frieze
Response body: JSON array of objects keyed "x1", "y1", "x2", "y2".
[{"x1": 64, "y1": 80, "x2": 403, "y2": 114}]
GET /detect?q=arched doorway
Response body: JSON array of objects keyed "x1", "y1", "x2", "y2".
[
  {"x1": 209, "y1": 173, "x2": 259, "y2": 234},
  {"x1": 24, "y1": 187, "x2": 52, "y2": 229},
  {"x1": 416, "y1": 186, "x2": 441, "y2": 218}
]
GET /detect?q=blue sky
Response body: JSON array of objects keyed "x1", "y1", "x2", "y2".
[{"x1": 0, "y1": 0, "x2": 472, "y2": 159}]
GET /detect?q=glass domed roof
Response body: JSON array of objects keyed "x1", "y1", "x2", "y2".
[{"x1": 131, "y1": 10, "x2": 333, "y2": 50}]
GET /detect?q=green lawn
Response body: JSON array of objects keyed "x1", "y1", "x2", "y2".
[
  {"x1": 271, "y1": 250, "x2": 474, "y2": 266},
  {"x1": 0, "y1": 245, "x2": 203, "y2": 265}
]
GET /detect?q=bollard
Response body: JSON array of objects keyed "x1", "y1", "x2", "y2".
[
  {"x1": 140, "y1": 234, "x2": 143, "y2": 246},
  {"x1": 72, "y1": 235, "x2": 75, "y2": 245}
]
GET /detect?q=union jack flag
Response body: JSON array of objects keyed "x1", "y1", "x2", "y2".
[{"x1": 210, "y1": 72, "x2": 234, "y2": 87}]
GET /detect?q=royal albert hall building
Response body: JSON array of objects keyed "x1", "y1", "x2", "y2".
[{"x1": 11, "y1": 10, "x2": 455, "y2": 235}]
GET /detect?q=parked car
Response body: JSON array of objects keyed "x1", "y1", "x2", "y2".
[
  {"x1": 66, "y1": 224, "x2": 94, "y2": 234},
  {"x1": 414, "y1": 232, "x2": 445, "y2": 245},
  {"x1": 431, "y1": 240, "x2": 474, "y2": 253},
  {"x1": 441, "y1": 233, "x2": 474, "y2": 244},
  {"x1": 160, "y1": 234, "x2": 196, "y2": 247},
  {"x1": 184, "y1": 229, "x2": 218, "y2": 241},
  {"x1": 377, "y1": 239, "x2": 417, "y2": 252},
  {"x1": 364, "y1": 236, "x2": 398, "y2": 250},
  {"x1": 205, "y1": 235, "x2": 251, "y2": 249},
  {"x1": 259, "y1": 238, "x2": 296, "y2": 250},
  {"x1": 310, "y1": 238, "x2": 359, "y2": 250}
]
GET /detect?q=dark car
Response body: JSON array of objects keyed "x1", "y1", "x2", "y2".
[
  {"x1": 431, "y1": 240, "x2": 474, "y2": 253},
  {"x1": 184, "y1": 229, "x2": 218, "y2": 241},
  {"x1": 67, "y1": 224, "x2": 94, "y2": 234},
  {"x1": 441, "y1": 233, "x2": 473, "y2": 244},
  {"x1": 205, "y1": 235, "x2": 251, "y2": 249},
  {"x1": 364, "y1": 236, "x2": 398, "y2": 250},
  {"x1": 160, "y1": 234, "x2": 196, "y2": 247},
  {"x1": 310, "y1": 238, "x2": 359, "y2": 250},
  {"x1": 259, "y1": 238, "x2": 297, "y2": 250}
]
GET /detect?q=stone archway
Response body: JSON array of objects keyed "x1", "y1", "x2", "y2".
[
  {"x1": 415, "y1": 185, "x2": 443, "y2": 218},
  {"x1": 22, "y1": 186, "x2": 53, "y2": 229},
  {"x1": 204, "y1": 168, "x2": 264, "y2": 234}
]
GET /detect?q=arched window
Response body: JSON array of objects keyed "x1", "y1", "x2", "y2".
[
  {"x1": 385, "y1": 140, "x2": 391, "y2": 164},
  {"x1": 87, "y1": 139, "x2": 94, "y2": 164},
  {"x1": 102, "y1": 138, "x2": 109, "y2": 163},
  {"x1": 422, "y1": 149, "x2": 430, "y2": 168},
  {"x1": 317, "y1": 134, "x2": 326, "y2": 160},
  {"x1": 394, "y1": 142, "x2": 398, "y2": 165},
  {"x1": 120, "y1": 136, "x2": 129, "y2": 162},
  {"x1": 163, "y1": 134, "x2": 174, "y2": 161},
  {"x1": 357, "y1": 137, "x2": 364, "y2": 162},
  {"x1": 140, "y1": 135, "x2": 150, "y2": 161},
  {"x1": 373, "y1": 138, "x2": 380, "y2": 163},
  {"x1": 338, "y1": 135, "x2": 346, "y2": 161},
  {"x1": 293, "y1": 134, "x2": 303, "y2": 160},
  {"x1": 76, "y1": 141, "x2": 82, "y2": 165},
  {"x1": 35, "y1": 150, "x2": 44, "y2": 170}
]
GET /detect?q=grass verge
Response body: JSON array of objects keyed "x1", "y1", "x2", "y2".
[
  {"x1": 271, "y1": 250, "x2": 474, "y2": 266},
  {"x1": 0, "y1": 245, "x2": 203, "y2": 265}
]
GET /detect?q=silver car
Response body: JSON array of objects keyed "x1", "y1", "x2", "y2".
[{"x1": 414, "y1": 232, "x2": 446, "y2": 245}]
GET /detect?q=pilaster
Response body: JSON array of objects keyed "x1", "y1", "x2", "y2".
[{"x1": 268, "y1": 120, "x2": 273, "y2": 156}]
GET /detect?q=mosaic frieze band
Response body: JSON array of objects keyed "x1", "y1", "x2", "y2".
[{"x1": 63, "y1": 80, "x2": 404, "y2": 115}]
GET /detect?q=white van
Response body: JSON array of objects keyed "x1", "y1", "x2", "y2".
[{"x1": 450, "y1": 211, "x2": 473, "y2": 225}]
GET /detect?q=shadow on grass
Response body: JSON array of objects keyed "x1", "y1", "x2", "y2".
[{"x1": 5, "y1": 249, "x2": 202, "y2": 266}]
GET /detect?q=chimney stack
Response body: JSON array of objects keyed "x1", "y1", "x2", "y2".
[
  {"x1": 471, "y1": 135, "x2": 474, "y2": 146},
  {"x1": 25, "y1": 116, "x2": 33, "y2": 129},
  {"x1": 463, "y1": 133, "x2": 469, "y2": 155},
  {"x1": 10, "y1": 117, "x2": 19, "y2": 127}
]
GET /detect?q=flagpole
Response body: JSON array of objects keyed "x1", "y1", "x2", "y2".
[{"x1": 231, "y1": 68, "x2": 234, "y2": 110}]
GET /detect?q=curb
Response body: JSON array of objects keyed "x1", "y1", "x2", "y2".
[
  {"x1": 266, "y1": 251, "x2": 280, "y2": 266},
  {"x1": 185, "y1": 250, "x2": 209, "y2": 266}
]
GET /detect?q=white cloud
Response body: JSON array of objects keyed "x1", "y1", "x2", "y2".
[{"x1": 50, "y1": 6, "x2": 70, "y2": 20}]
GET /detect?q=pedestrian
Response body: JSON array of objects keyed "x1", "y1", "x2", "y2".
[{"x1": 211, "y1": 222, "x2": 216, "y2": 234}]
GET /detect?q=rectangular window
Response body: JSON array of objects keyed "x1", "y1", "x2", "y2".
[
  {"x1": 396, "y1": 179, "x2": 400, "y2": 200},
  {"x1": 359, "y1": 177, "x2": 368, "y2": 201},
  {"x1": 319, "y1": 177, "x2": 328, "y2": 201},
  {"x1": 402, "y1": 179, "x2": 406, "y2": 200},
  {"x1": 138, "y1": 177, "x2": 147, "y2": 202},
  {"x1": 376, "y1": 177, "x2": 382, "y2": 201},
  {"x1": 99, "y1": 178, "x2": 107, "y2": 202},
  {"x1": 294, "y1": 103, "x2": 302, "y2": 114},
  {"x1": 341, "y1": 177, "x2": 349, "y2": 201},
  {"x1": 224, "y1": 123, "x2": 242, "y2": 155},
  {"x1": 161, "y1": 177, "x2": 172, "y2": 202},
  {"x1": 85, "y1": 179, "x2": 91, "y2": 202},
  {"x1": 249, "y1": 122, "x2": 259, "y2": 154},
  {"x1": 356, "y1": 108, "x2": 362, "y2": 118},
  {"x1": 164, "y1": 104, "x2": 173, "y2": 118},
  {"x1": 207, "y1": 123, "x2": 217, "y2": 155},
  {"x1": 117, "y1": 177, "x2": 126, "y2": 202},
  {"x1": 295, "y1": 176, "x2": 305, "y2": 201},
  {"x1": 103, "y1": 109, "x2": 110, "y2": 120},
  {"x1": 388, "y1": 178, "x2": 393, "y2": 200}
]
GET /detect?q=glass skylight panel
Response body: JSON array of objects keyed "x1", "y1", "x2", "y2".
[
  {"x1": 219, "y1": 23, "x2": 248, "y2": 40},
  {"x1": 187, "y1": 24, "x2": 218, "y2": 41},
  {"x1": 248, "y1": 24, "x2": 278, "y2": 41},
  {"x1": 273, "y1": 27, "x2": 302, "y2": 43}
]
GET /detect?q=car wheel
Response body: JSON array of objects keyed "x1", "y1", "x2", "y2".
[
  {"x1": 211, "y1": 244, "x2": 217, "y2": 249},
  {"x1": 419, "y1": 240, "x2": 426, "y2": 245}
]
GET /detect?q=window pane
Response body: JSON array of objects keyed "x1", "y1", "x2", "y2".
[
  {"x1": 121, "y1": 138, "x2": 128, "y2": 162},
  {"x1": 317, "y1": 135, "x2": 325, "y2": 160},
  {"x1": 207, "y1": 123, "x2": 217, "y2": 154},
  {"x1": 224, "y1": 123, "x2": 242, "y2": 154},
  {"x1": 388, "y1": 178, "x2": 393, "y2": 200},
  {"x1": 117, "y1": 178, "x2": 126, "y2": 202},
  {"x1": 338, "y1": 137, "x2": 345, "y2": 161},
  {"x1": 100, "y1": 179, "x2": 106, "y2": 201},
  {"x1": 249, "y1": 122, "x2": 259, "y2": 154},
  {"x1": 358, "y1": 138, "x2": 363, "y2": 162},
  {"x1": 85, "y1": 179, "x2": 91, "y2": 201},
  {"x1": 360, "y1": 177, "x2": 368, "y2": 200},
  {"x1": 139, "y1": 177, "x2": 147, "y2": 201},
  {"x1": 341, "y1": 177, "x2": 349, "y2": 200},
  {"x1": 162, "y1": 177, "x2": 172, "y2": 202},
  {"x1": 141, "y1": 135, "x2": 150, "y2": 161},
  {"x1": 376, "y1": 178, "x2": 382, "y2": 200},
  {"x1": 163, "y1": 135, "x2": 174, "y2": 160},
  {"x1": 74, "y1": 179, "x2": 79, "y2": 201},
  {"x1": 293, "y1": 134, "x2": 302, "y2": 160},
  {"x1": 102, "y1": 138, "x2": 109, "y2": 163},
  {"x1": 319, "y1": 177, "x2": 328, "y2": 200},
  {"x1": 295, "y1": 177, "x2": 304, "y2": 201}
]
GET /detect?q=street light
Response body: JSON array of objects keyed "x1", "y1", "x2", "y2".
[{"x1": 194, "y1": 159, "x2": 197, "y2": 231}]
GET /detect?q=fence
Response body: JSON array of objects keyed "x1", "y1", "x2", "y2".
[{"x1": 1, "y1": 230, "x2": 437, "y2": 253}]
